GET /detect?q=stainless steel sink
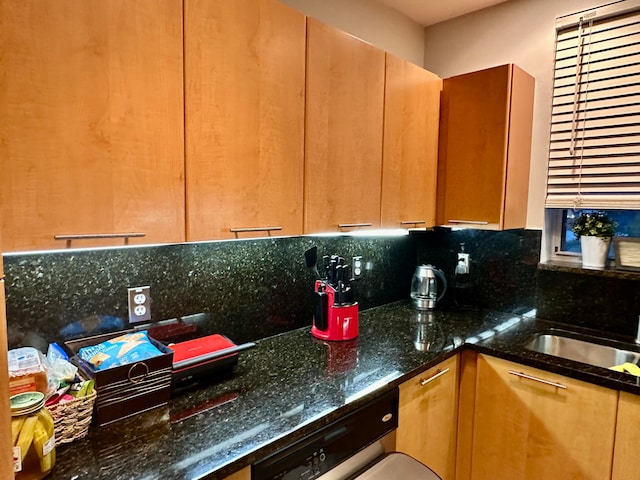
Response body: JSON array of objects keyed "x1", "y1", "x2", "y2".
[{"x1": 525, "y1": 330, "x2": 640, "y2": 369}]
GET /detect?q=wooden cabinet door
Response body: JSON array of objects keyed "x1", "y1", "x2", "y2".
[
  {"x1": 304, "y1": 18, "x2": 385, "y2": 233},
  {"x1": 397, "y1": 355, "x2": 459, "y2": 480},
  {"x1": 0, "y1": 0, "x2": 185, "y2": 251},
  {"x1": 381, "y1": 54, "x2": 441, "y2": 229},
  {"x1": 612, "y1": 391, "x2": 640, "y2": 480},
  {"x1": 223, "y1": 466, "x2": 250, "y2": 480},
  {"x1": 0, "y1": 278, "x2": 10, "y2": 479},
  {"x1": 185, "y1": 0, "x2": 305, "y2": 241},
  {"x1": 436, "y1": 64, "x2": 534, "y2": 230},
  {"x1": 471, "y1": 354, "x2": 617, "y2": 480}
]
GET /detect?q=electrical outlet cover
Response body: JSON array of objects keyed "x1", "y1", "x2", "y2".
[
  {"x1": 128, "y1": 286, "x2": 151, "y2": 324},
  {"x1": 352, "y1": 256, "x2": 363, "y2": 279}
]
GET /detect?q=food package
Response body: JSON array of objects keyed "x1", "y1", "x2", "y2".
[
  {"x1": 78, "y1": 330, "x2": 163, "y2": 371},
  {"x1": 8, "y1": 347, "x2": 49, "y2": 397}
]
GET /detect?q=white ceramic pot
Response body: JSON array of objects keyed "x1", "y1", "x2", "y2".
[{"x1": 580, "y1": 235, "x2": 611, "y2": 269}]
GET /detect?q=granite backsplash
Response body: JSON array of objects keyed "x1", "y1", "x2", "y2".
[
  {"x1": 3, "y1": 235, "x2": 418, "y2": 349},
  {"x1": 413, "y1": 228, "x2": 541, "y2": 315},
  {"x1": 4, "y1": 227, "x2": 638, "y2": 351}
]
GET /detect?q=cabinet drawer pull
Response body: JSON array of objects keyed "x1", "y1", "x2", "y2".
[
  {"x1": 400, "y1": 221, "x2": 426, "y2": 226},
  {"x1": 447, "y1": 220, "x2": 489, "y2": 225},
  {"x1": 55, "y1": 232, "x2": 145, "y2": 247},
  {"x1": 419, "y1": 368, "x2": 449, "y2": 386},
  {"x1": 229, "y1": 226, "x2": 282, "y2": 238},
  {"x1": 338, "y1": 223, "x2": 373, "y2": 229},
  {"x1": 508, "y1": 370, "x2": 567, "y2": 389}
]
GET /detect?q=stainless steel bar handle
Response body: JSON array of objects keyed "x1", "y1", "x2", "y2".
[
  {"x1": 419, "y1": 367, "x2": 450, "y2": 386},
  {"x1": 229, "y1": 226, "x2": 282, "y2": 238},
  {"x1": 448, "y1": 220, "x2": 489, "y2": 225},
  {"x1": 338, "y1": 223, "x2": 373, "y2": 229},
  {"x1": 400, "y1": 221, "x2": 426, "y2": 226},
  {"x1": 508, "y1": 370, "x2": 567, "y2": 389},
  {"x1": 55, "y1": 232, "x2": 146, "y2": 247}
]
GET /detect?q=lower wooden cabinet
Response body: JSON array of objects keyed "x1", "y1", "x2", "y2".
[
  {"x1": 397, "y1": 355, "x2": 459, "y2": 480},
  {"x1": 612, "y1": 391, "x2": 640, "y2": 480},
  {"x1": 224, "y1": 466, "x2": 250, "y2": 480},
  {"x1": 470, "y1": 354, "x2": 618, "y2": 480}
]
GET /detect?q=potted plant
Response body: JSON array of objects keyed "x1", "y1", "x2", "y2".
[{"x1": 572, "y1": 211, "x2": 616, "y2": 268}]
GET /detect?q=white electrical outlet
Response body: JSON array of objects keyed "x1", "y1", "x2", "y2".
[
  {"x1": 457, "y1": 253, "x2": 470, "y2": 274},
  {"x1": 352, "y1": 256, "x2": 363, "y2": 279},
  {"x1": 128, "y1": 286, "x2": 151, "y2": 324}
]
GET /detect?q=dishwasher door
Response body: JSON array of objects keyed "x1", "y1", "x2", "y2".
[
  {"x1": 349, "y1": 451, "x2": 442, "y2": 479},
  {"x1": 252, "y1": 387, "x2": 442, "y2": 480}
]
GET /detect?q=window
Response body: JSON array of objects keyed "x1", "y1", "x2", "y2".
[
  {"x1": 546, "y1": 2, "x2": 640, "y2": 264},
  {"x1": 558, "y1": 209, "x2": 640, "y2": 255}
]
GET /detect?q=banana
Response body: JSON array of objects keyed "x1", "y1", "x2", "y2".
[
  {"x1": 33, "y1": 419, "x2": 54, "y2": 472},
  {"x1": 11, "y1": 417, "x2": 25, "y2": 445},
  {"x1": 36, "y1": 409, "x2": 54, "y2": 438},
  {"x1": 15, "y1": 416, "x2": 37, "y2": 461}
]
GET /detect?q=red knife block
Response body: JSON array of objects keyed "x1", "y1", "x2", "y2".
[{"x1": 311, "y1": 281, "x2": 358, "y2": 341}]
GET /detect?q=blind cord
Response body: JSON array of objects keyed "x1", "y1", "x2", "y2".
[{"x1": 571, "y1": 18, "x2": 594, "y2": 210}]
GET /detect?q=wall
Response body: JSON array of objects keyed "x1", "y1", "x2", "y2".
[
  {"x1": 278, "y1": 0, "x2": 426, "y2": 66},
  {"x1": 3, "y1": 235, "x2": 417, "y2": 349},
  {"x1": 422, "y1": 0, "x2": 618, "y2": 229},
  {"x1": 4, "y1": 228, "x2": 545, "y2": 352},
  {"x1": 415, "y1": 229, "x2": 541, "y2": 315}
]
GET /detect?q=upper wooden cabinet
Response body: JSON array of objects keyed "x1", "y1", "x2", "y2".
[
  {"x1": 436, "y1": 64, "x2": 534, "y2": 230},
  {"x1": 0, "y1": 0, "x2": 185, "y2": 251},
  {"x1": 397, "y1": 355, "x2": 459, "y2": 480},
  {"x1": 304, "y1": 18, "x2": 385, "y2": 233},
  {"x1": 470, "y1": 354, "x2": 617, "y2": 480},
  {"x1": 381, "y1": 54, "x2": 442, "y2": 229},
  {"x1": 184, "y1": 0, "x2": 306, "y2": 241}
]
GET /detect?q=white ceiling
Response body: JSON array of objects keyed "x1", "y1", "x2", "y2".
[{"x1": 375, "y1": 0, "x2": 512, "y2": 26}]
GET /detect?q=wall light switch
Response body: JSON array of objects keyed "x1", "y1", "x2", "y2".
[{"x1": 128, "y1": 286, "x2": 151, "y2": 324}]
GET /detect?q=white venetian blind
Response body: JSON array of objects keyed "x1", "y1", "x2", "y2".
[{"x1": 546, "y1": 2, "x2": 640, "y2": 210}]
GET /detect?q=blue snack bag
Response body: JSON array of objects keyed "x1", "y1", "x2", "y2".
[{"x1": 78, "y1": 331, "x2": 162, "y2": 371}]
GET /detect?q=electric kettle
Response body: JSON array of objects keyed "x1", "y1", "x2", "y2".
[{"x1": 410, "y1": 264, "x2": 448, "y2": 310}]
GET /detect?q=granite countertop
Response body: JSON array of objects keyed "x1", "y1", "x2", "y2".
[{"x1": 50, "y1": 301, "x2": 640, "y2": 480}]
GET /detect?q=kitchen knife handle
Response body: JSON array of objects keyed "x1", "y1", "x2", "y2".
[
  {"x1": 229, "y1": 226, "x2": 282, "y2": 238},
  {"x1": 314, "y1": 291, "x2": 329, "y2": 331},
  {"x1": 338, "y1": 223, "x2": 372, "y2": 229}
]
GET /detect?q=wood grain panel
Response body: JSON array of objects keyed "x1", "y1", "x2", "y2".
[
  {"x1": 0, "y1": 0, "x2": 185, "y2": 251},
  {"x1": 381, "y1": 54, "x2": 441, "y2": 229},
  {"x1": 503, "y1": 65, "x2": 535, "y2": 230},
  {"x1": 437, "y1": 65, "x2": 511, "y2": 227},
  {"x1": 455, "y1": 349, "x2": 477, "y2": 480},
  {"x1": 223, "y1": 466, "x2": 250, "y2": 480},
  {"x1": 304, "y1": 18, "x2": 385, "y2": 233},
  {"x1": 0, "y1": 281, "x2": 11, "y2": 480},
  {"x1": 612, "y1": 391, "x2": 640, "y2": 480},
  {"x1": 471, "y1": 354, "x2": 618, "y2": 480},
  {"x1": 185, "y1": 0, "x2": 305, "y2": 240},
  {"x1": 397, "y1": 355, "x2": 459, "y2": 480}
]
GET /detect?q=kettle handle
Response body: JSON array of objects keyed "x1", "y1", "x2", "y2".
[{"x1": 434, "y1": 268, "x2": 448, "y2": 302}]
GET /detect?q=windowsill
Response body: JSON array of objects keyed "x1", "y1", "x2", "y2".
[{"x1": 539, "y1": 260, "x2": 640, "y2": 281}]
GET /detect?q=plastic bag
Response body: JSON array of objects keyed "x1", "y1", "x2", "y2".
[{"x1": 45, "y1": 343, "x2": 78, "y2": 385}]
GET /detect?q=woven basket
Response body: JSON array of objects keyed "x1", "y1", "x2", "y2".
[{"x1": 48, "y1": 390, "x2": 97, "y2": 446}]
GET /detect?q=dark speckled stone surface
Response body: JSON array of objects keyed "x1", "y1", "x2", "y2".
[
  {"x1": 3, "y1": 235, "x2": 417, "y2": 349},
  {"x1": 48, "y1": 301, "x2": 640, "y2": 480},
  {"x1": 536, "y1": 261, "x2": 640, "y2": 336}
]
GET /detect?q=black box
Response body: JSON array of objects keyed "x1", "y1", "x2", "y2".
[{"x1": 65, "y1": 331, "x2": 173, "y2": 426}]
